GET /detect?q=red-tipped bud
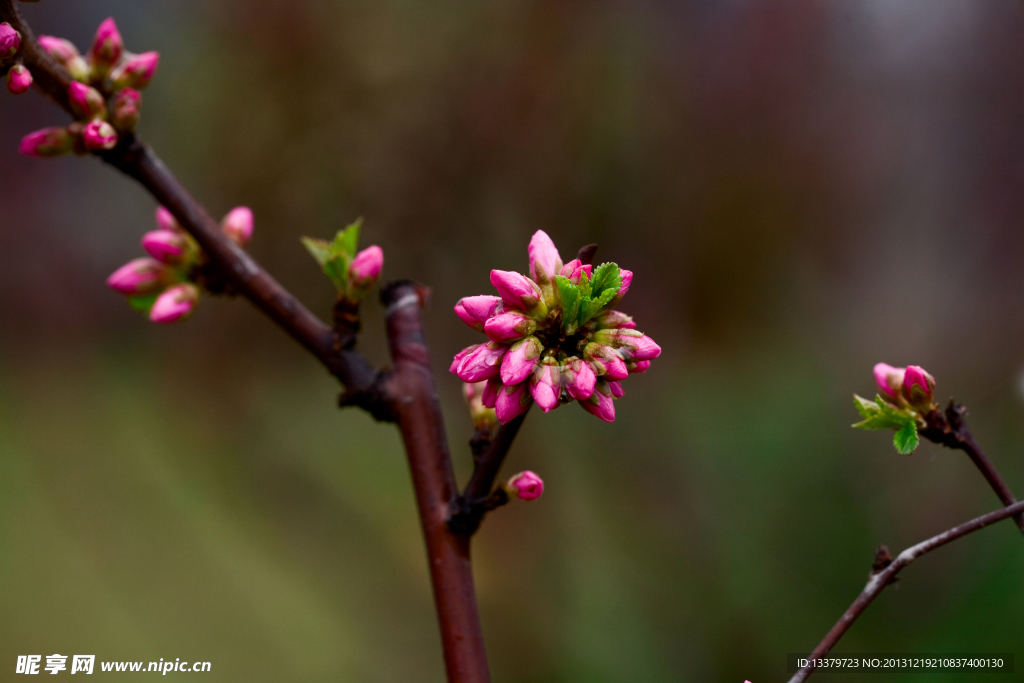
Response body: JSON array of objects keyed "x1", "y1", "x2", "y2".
[
  {"x1": 150, "y1": 283, "x2": 200, "y2": 324},
  {"x1": 6, "y1": 64, "x2": 32, "y2": 94},
  {"x1": 580, "y1": 382, "x2": 616, "y2": 422},
  {"x1": 141, "y1": 230, "x2": 190, "y2": 265},
  {"x1": 110, "y1": 51, "x2": 159, "y2": 90},
  {"x1": 500, "y1": 335, "x2": 543, "y2": 385},
  {"x1": 0, "y1": 23, "x2": 20, "y2": 60},
  {"x1": 68, "y1": 82, "x2": 107, "y2": 120},
  {"x1": 450, "y1": 344, "x2": 481, "y2": 374},
  {"x1": 559, "y1": 259, "x2": 592, "y2": 285},
  {"x1": 593, "y1": 310, "x2": 635, "y2": 330},
  {"x1": 627, "y1": 360, "x2": 651, "y2": 374},
  {"x1": 481, "y1": 377, "x2": 502, "y2": 409},
  {"x1": 38, "y1": 35, "x2": 89, "y2": 81},
  {"x1": 562, "y1": 357, "x2": 597, "y2": 400},
  {"x1": 530, "y1": 357, "x2": 561, "y2": 413},
  {"x1": 19, "y1": 127, "x2": 74, "y2": 157},
  {"x1": 348, "y1": 245, "x2": 383, "y2": 297},
  {"x1": 484, "y1": 311, "x2": 537, "y2": 342},
  {"x1": 456, "y1": 341, "x2": 507, "y2": 383},
  {"x1": 155, "y1": 206, "x2": 181, "y2": 232},
  {"x1": 528, "y1": 230, "x2": 563, "y2": 283},
  {"x1": 110, "y1": 88, "x2": 141, "y2": 131},
  {"x1": 455, "y1": 295, "x2": 501, "y2": 331},
  {"x1": 81, "y1": 119, "x2": 118, "y2": 151},
  {"x1": 583, "y1": 342, "x2": 629, "y2": 380},
  {"x1": 873, "y1": 363, "x2": 904, "y2": 401},
  {"x1": 607, "y1": 380, "x2": 625, "y2": 398},
  {"x1": 88, "y1": 18, "x2": 123, "y2": 74},
  {"x1": 221, "y1": 206, "x2": 254, "y2": 246},
  {"x1": 489, "y1": 269, "x2": 547, "y2": 318},
  {"x1": 106, "y1": 257, "x2": 169, "y2": 294},
  {"x1": 901, "y1": 365, "x2": 935, "y2": 407},
  {"x1": 495, "y1": 381, "x2": 532, "y2": 424},
  {"x1": 591, "y1": 328, "x2": 661, "y2": 362},
  {"x1": 504, "y1": 471, "x2": 544, "y2": 501}
]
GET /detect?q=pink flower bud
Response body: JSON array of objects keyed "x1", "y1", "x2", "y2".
[
  {"x1": 481, "y1": 377, "x2": 502, "y2": 409},
  {"x1": 19, "y1": 127, "x2": 74, "y2": 157},
  {"x1": 110, "y1": 51, "x2": 160, "y2": 90},
  {"x1": 495, "y1": 381, "x2": 532, "y2": 424},
  {"x1": 617, "y1": 269, "x2": 633, "y2": 297},
  {"x1": 528, "y1": 230, "x2": 563, "y2": 282},
  {"x1": 221, "y1": 206, "x2": 254, "y2": 246},
  {"x1": 149, "y1": 283, "x2": 200, "y2": 324},
  {"x1": 454, "y1": 301, "x2": 482, "y2": 331},
  {"x1": 456, "y1": 341, "x2": 507, "y2": 383},
  {"x1": 455, "y1": 295, "x2": 501, "y2": 331},
  {"x1": 505, "y1": 470, "x2": 544, "y2": 501},
  {"x1": 348, "y1": 245, "x2": 384, "y2": 292},
  {"x1": 592, "y1": 328, "x2": 661, "y2": 361},
  {"x1": 450, "y1": 344, "x2": 481, "y2": 374},
  {"x1": 530, "y1": 357, "x2": 561, "y2": 413},
  {"x1": 500, "y1": 335, "x2": 543, "y2": 385},
  {"x1": 559, "y1": 259, "x2": 592, "y2": 284},
  {"x1": 106, "y1": 257, "x2": 169, "y2": 294},
  {"x1": 627, "y1": 360, "x2": 651, "y2": 374},
  {"x1": 594, "y1": 310, "x2": 635, "y2": 330},
  {"x1": 607, "y1": 380, "x2": 625, "y2": 398},
  {"x1": 489, "y1": 269, "x2": 546, "y2": 318},
  {"x1": 88, "y1": 18, "x2": 123, "y2": 73},
  {"x1": 141, "y1": 230, "x2": 189, "y2": 264},
  {"x1": 580, "y1": 382, "x2": 616, "y2": 422},
  {"x1": 81, "y1": 119, "x2": 118, "y2": 151},
  {"x1": 583, "y1": 342, "x2": 629, "y2": 380},
  {"x1": 873, "y1": 363, "x2": 904, "y2": 400},
  {"x1": 562, "y1": 357, "x2": 597, "y2": 401},
  {"x1": 484, "y1": 311, "x2": 537, "y2": 342},
  {"x1": 67, "y1": 81, "x2": 107, "y2": 120},
  {"x1": 38, "y1": 35, "x2": 89, "y2": 81},
  {"x1": 155, "y1": 206, "x2": 181, "y2": 232},
  {"x1": 6, "y1": 64, "x2": 31, "y2": 94},
  {"x1": 110, "y1": 88, "x2": 141, "y2": 131},
  {"x1": 901, "y1": 365, "x2": 935, "y2": 407},
  {"x1": 0, "y1": 23, "x2": 20, "y2": 59}
]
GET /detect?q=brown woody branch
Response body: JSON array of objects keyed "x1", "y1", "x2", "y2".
[{"x1": 787, "y1": 498, "x2": 1024, "y2": 683}]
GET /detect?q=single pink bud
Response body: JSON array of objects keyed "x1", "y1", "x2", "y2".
[
  {"x1": 0, "y1": 22, "x2": 20, "y2": 59},
  {"x1": 450, "y1": 344, "x2": 481, "y2": 374},
  {"x1": 484, "y1": 311, "x2": 537, "y2": 342},
  {"x1": 592, "y1": 328, "x2": 661, "y2": 361},
  {"x1": 584, "y1": 342, "x2": 629, "y2": 380},
  {"x1": 454, "y1": 295, "x2": 501, "y2": 331},
  {"x1": 88, "y1": 18, "x2": 123, "y2": 73},
  {"x1": 110, "y1": 51, "x2": 160, "y2": 90},
  {"x1": 559, "y1": 259, "x2": 592, "y2": 284},
  {"x1": 528, "y1": 230, "x2": 563, "y2": 282},
  {"x1": 141, "y1": 230, "x2": 189, "y2": 264},
  {"x1": 6, "y1": 64, "x2": 32, "y2": 94},
  {"x1": 580, "y1": 382, "x2": 616, "y2": 422},
  {"x1": 19, "y1": 127, "x2": 74, "y2": 157},
  {"x1": 530, "y1": 357, "x2": 562, "y2": 413},
  {"x1": 495, "y1": 381, "x2": 532, "y2": 424},
  {"x1": 454, "y1": 301, "x2": 483, "y2": 331},
  {"x1": 110, "y1": 88, "x2": 141, "y2": 131},
  {"x1": 221, "y1": 206, "x2": 254, "y2": 246},
  {"x1": 67, "y1": 81, "x2": 107, "y2": 120},
  {"x1": 902, "y1": 365, "x2": 935, "y2": 406},
  {"x1": 627, "y1": 360, "x2": 651, "y2": 374},
  {"x1": 155, "y1": 206, "x2": 181, "y2": 232},
  {"x1": 594, "y1": 310, "x2": 635, "y2": 330},
  {"x1": 38, "y1": 35, "x2": 89, "y2": 81},
  {"x1": 150, "y1": 283, "x2": 200, "y2": 324},
  {"x1": 81, "y1": 119, "x2": 118, "y2": 151},
  {"x1": 481, "y1": 377, "x2": 502, "y2": 409},
  {"x1": 456, "y1": 341, "x2": 507, "y2": 383},
  {"x1": 505, "y1": 471, "x2": 544, "y2": 501},
  {"x1": 873, "y1": 363, "x2": 904, "y2": 400},
  {"x1": 500, "y1": 335, "x2": 543, "y2": 385},
  {"x1": 489, "y1": 269, "x2": 546, "y2": 318},
  {"x1": 617, "y1": 269, "x2": 633, "y2": 297},
  {"x1": 607, "y1": 380, "x2": 625, "y2": 398},
  {"x1": 349, "y1": 245, "x2": 383, "y2": 285},
  {"x1": 562, "y1": 357, "x2": 597, "y2": 401},
  {"x1": 106, "y1": 257, "x2": 168, "y2": 294}
]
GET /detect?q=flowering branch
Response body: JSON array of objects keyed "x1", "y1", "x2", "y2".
[{"x1": 787, "y1": 499, "x2": 1024, "y2": 683}]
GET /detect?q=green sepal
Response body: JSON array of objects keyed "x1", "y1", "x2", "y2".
[
  {"x1": 555, "y1": 275, "x2": 581, "y2": 334},
  {"x1": 127, "y1": 292, "x2": 160, "y2": 313},
  {"x1": 893, "y1": 421, "x2": 920, "y2": 455}
]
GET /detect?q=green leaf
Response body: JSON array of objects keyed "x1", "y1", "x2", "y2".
[
  {"x1": 301, "y1": 237, "x2": 333, "y2": 266},
  {"x1": 577, "y1": 269, "x2": 592, "y2": 300},
  {"x1": 333, "y1": 220, "x2": 362, "y2": 260},
  {"x1": 893, "y1": 421, "x2": 920, "y2": 454},
  {"x1": 322, "y1": 254, "x2": 350, "y2": 291},
  {"x1": 555, "y1": 276, "x2": 581, "y2": 333},
  {"x1": 851, "y1": 395, "x2": 915, "y2": 431},
  {"x1": 853, "y1": 394, "x2": 879, "y2": 420},
  {"x1": 126, "y1": 292, "x2": 160, "y2": 313},
  {"x1": 589, "y1": 262, "x2": 621, "y2": 299}
]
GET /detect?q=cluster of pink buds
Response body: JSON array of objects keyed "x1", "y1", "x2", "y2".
[
  {"x1": 18, "y1": 18, "x2": 159, "y2": 157},
  {"x1": 502, "y1": 471, "x2": 544, "y2": 501},
  {"x1": 451, "y1": 231, "x2": 660, "y2": 424},
  {"x1": 1, "y1": 21, "x2": 32, "y2": 95},
  {"x1": 873, "y1": 363, "x2": 936, "y2": 410},
  {"x1": 106, "y1": 206, "x2": 254, "y2": 324}
]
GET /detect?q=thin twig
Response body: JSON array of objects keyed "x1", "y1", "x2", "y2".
[{"x1": 787, "y1": 499, "x2": 1024, "y2": 683}]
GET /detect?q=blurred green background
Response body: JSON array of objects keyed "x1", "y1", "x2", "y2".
[{"x1": 2, "y1": 0, "x2": 1024, "y2": 680}]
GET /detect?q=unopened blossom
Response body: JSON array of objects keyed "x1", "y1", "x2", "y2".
[
  {"x1": 150, "y1": 283, "x2": 200, "y2": 324},
  {"x1": 88, "y1": 17, "x2": 123, "y2": 75},
  {"x1": 6, "y1": 64, "x2": 31, "y2": 94},
  {"x1": 503, "y1": 471, "x2": 544, "y2": 501},
  {"x1": 0, "y1": 22, "x2": 20, "y2": 60},
  {"x1": 67, "y1": 82, "x2": 107, "y2": 120},
  {"x1": 111, "y1": 88, "x2": 141, "y2": 131},
  {"x1": 19, "y1": 127, "x2": 74, "y2": 157},
  {"x1": 902, "y1": 365, "x2": 935, "y2": 408},
  {"x1": 38, "y1": 36, "x2": 89, "y2": 81},
  {"x1": 221, "y1": 206, "x2": 254, "y2": 246},
  {"x1": 156, "y1": 206, "x2": 181, "y2": 232},
  {"x1": 451, "y1": 230, "x2": 660, "y2": 423},
  {"x1": 349, "y1": 245, "x2": 384, "y2": 295},
  {"x1": 106, "y1": 257, "x2": 169, "y2": 295},
  {"x1": 81, "y1": 119, "x2": 118, "y2": 151},
  {"x1": 141, "y1": 230, "x2": 191, "y2": 265},
  {"x1": 110, "y1": 51, "x2": 159, "y2": 90}
]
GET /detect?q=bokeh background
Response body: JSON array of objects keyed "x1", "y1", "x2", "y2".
[{"x1": 2, "y1": 0, "x2": 1024, "y2": 680}]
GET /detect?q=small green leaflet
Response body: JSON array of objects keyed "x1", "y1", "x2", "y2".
[
  {"x1": 852, "y1": 394, "x2": 921, "y2": 454},
  {"x1": 556, "y1": 262, "x2": 622, "y2": 333},
  {"x1": 555, "y1": 276, "x2": 581, "y2": 334},
  {"x1": 589, "y1": 262, "x2": 621, "y2": 300},
  {"x1": 302, "y1": 220, "x2": 362, "y2": 292},
  {"x1": 127, "y1": 292, "x2": 160, "y2": 313}
]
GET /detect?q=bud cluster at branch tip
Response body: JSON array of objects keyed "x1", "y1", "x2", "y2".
[
  {"x1": 853, "y1": 363, "x2": 937, "y2": 454},
  {"x1": 106, "y1": 205, "x2": 255, "y2": 323},
  {"x1": 502, "y1": 471, "x2": 544, "y2": 501},
  {"x1": 301, "y1": 220, "x2": 384, "y2": 303},
  {"x1": 15, "y1": 18, "x2": 161, "y2": 156},
  {"x1": 451, "y1": 231, "x2": 660, "y2": 423}
]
